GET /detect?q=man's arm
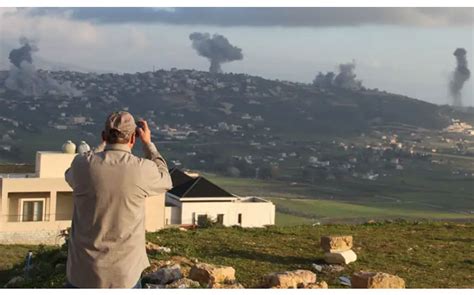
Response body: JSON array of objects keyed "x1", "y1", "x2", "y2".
[
  {"x1": 143, "y1": 141, "x2": 170, "y2": 177},
  {"x1": 65, "y1": 167, "x2": 74, "y2": 188},
  {"x1": 138, "y1": 120, "x2": 172, "y2": 196},
  {"x1": 65, "y1": 156, "x2": 79, "y2": 188},
  {"x1": 93, "y1": 141, "x2": 106, "y2": 153}
]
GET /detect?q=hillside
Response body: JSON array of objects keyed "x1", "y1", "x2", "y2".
[
  {"x1": 1, "y1": 69, "x2": 473, "y2": 219},
  {"x1": 0, "y1": 68, "x2": 470, "y2": 163},
  {"x1": 1, "y1": 222, "x2": 473, "y2": 288}
]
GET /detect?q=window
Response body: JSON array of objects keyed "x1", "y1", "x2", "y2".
[
  {"x1": 22, "y1": 200, "x2": 44, "y2": 222},
  {"x1": 238, "y1": 213, "x2": 242, "y2": 225},
  {"x1": 217, "y1": 214, "x2": 224, "y2": 225}
]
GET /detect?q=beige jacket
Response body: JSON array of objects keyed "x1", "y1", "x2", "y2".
[{"x1": 65, "y1": 142, "x2": 171, "y2": 288}]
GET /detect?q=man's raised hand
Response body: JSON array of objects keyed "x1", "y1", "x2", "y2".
[{"x1": 137, "y1": 120, "x2": 152, "y2": 145}]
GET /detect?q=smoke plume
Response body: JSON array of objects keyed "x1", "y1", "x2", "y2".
[
  {"x1": 313, "y1": 72, "x2": 335, "y2": 88},
  {"x1": 5, "y1": 37, "x2": 81, "y2": 97},
  {"x1": 449, "y1": 48, "x2": 471, "y2": 107},
  {"x1": 313, "y1": 61, "x2": 362, "y2": 91},
  {"x1": 189, "y1": 32, "x2": 243, "y2": 73},
  {"x1": 334, "y1": 61, "x2": 362, "y2": 91}
]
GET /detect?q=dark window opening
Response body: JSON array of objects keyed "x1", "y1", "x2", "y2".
[{"x1": 217, "y1": 214, "x2": 224, "y2": 225}]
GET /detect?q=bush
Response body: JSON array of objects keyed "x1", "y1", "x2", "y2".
[{"x1": 197, "y1": 216, "x2": 223, "y2": 228}]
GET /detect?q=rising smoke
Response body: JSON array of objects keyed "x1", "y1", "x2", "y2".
[
  {"x1": 334, "y1": 62, "x2": 362, "y2": 91},
  {"x1": 449, "y1": 48, "x2": 471, "y2": 107},
  {"x1": 189, "y1": 32, "x2": 243, "y2": 74},
  {"x1": 5, "y1": 37, "x2": 81, "y2": 97},
  {"x1": 313, "y1": 72, "x2": 335, "y2": 89},
  {"x1": 313, "y1": 61, "x2": 362, "y2": 91}
]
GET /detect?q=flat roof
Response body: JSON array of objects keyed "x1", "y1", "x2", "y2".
[{"x1": 0, "y1": 173, "x2": 36, "y2": 179}]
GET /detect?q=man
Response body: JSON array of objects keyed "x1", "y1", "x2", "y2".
[{"x1": 64, "y1": 111, "x2": 172, "y2": 288}]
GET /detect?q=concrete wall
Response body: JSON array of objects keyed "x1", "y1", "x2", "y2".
[
  {"x1": 165, "y1": 206, "x2": 181, "y2": 225},
  {"x1": 234, "y1": 201, "x2": 276, "y2": 227},
  {"x1": 144, "y1": 194, "x2": 165, "y2": 232},
  {"x1": 35, "y1": 152, "x2": 76, "y2": 178},
  {"x1": 0, "y1": 220, "x2": 71, "y2": 245},
  {"x1": 179, "y1": 200, "x2": 275, "y2": 227}
]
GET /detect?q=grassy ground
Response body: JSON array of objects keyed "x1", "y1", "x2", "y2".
[
  {"x1": 205, "y1": 173, "x2": 474, "y2": 223},
  {"x1": 1, "y1": 222, "x2": 473, "y2": 288},
  {"x1": 270, "y1": 198, "x2": 471, "y2": 224}
]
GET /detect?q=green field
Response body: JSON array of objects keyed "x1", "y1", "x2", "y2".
[
  {"x1": 205, "y1": 172, "x2": 474, "y2": 224},
  {"x1": 1, "y1": 222, "x2": 473, "y2": 288}
]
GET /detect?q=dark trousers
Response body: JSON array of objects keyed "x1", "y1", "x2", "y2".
[{"x1": 64, "y1": 279, "x2": 142, "y2": 289}]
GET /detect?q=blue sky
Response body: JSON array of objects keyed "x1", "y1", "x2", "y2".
[{"x1": 0, "y1": 7, "x2": 473, "y2": 106}]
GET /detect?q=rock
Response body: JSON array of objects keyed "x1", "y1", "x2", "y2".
[
  {"x1": 351, "y1": 272, "x2": 405, "y2": 288},
  {"x1": 212, "y1": 282, "x2": 244, "y2": 289},
  {"x1": 146, "y1": 242, "x2": 171, "y2": 254},
  {"x1": 159, "y1": 247, "x2": 172, "y2": 253},
  {"x1": 143, "y1": 264, "x2": 182, "y2": 285},
  {"x1": 323, "y1": 264, "x2": 346, "y2": 273},
  {"x1": 146, "y1": 242, "x2": 161, "y2": 254},
  {"x1": 262, "y1": 270, "x2": 316, "y2": 288},
  {"x1": 166, "y1": 278, "x2": 201, "y2": 289},
  {"x1": 312, "y1": 263, "x2": 323, "y2": 272},
  {"x1": 188, "y1": 263, "x2": 236, "y2": 287},
  {"x1": 4, "y1": 276, "x2": 25, "y2": 288},
  {"x1": 324, "y1": 249, "x2": 357, "y2": 264},
  {"x1": 169, "y1": 256, "x2": 195, "y2": 267},
  {"x1": 305, "y1": 281, "x2": 329, "y2": 289},
  {"x1": 144, "y1": 283, "x2": 165, "y2": 289},
  {"x1": 320, "y1": 235, "x2": 353, "y2": 252},
  {"x1": 339, "y1": 276, "x2": 351, "y2": 287}
]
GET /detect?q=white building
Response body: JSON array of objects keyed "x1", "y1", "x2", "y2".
[
  {"x1": 1, "y1": 150, "x2": 276, "y2": 244},
  {"x1": 0, "y1": 151, "x2": 166, "y2": 245},
  {"x1": 165, "y1": 168, "x2": 275, "y2": 228}
]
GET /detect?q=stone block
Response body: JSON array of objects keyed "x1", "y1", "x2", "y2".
[
  {"x1": 351, "y1": 271, "x2": 405, "y2": 288},
  {"x1": 320, "y1": 235, "x2": 353, "y2": 252},
  {"x1": 262, "y1": 269, "x2": 316, "y2": 288},
  {"x1": 188, "y1": 263, "x2": 236, "y2": 286},
  {"x1": 324, "y1": 249, "x2": 357, "y2": 264}
]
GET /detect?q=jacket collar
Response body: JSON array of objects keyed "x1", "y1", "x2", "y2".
[{"x1": 104, "y1": 143, "x2": 132, "y2": 153}]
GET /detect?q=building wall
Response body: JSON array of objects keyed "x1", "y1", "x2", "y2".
[
  {"x1": 234, "y1": 201, "x2": 276, "y2": 227},
  {"x1": 179, "y1": 200, "x2": 275, "y2": 227},
  {"x1": 0, "y1": 220, "x2": 71, "y2": 245},
  {"x1": 144, "y1": 194, "x2": 165, "y2": 232},
  {"x1": 165, "y1": 206, "x2": 181, "y2": 225},
  {"x1": 0, "y1": 151, "x2": 168, "y2": 243},
  {"x1": 35, "y1": 152, "x2": 76, "y2": 178},
  {"x1": 7, "y1": 192, "x2": 50, "y2": 222}
]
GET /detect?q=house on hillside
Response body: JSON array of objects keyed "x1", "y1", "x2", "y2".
[
  {"x1": 0, "y1": 152, "x2": 76, "y2": 245},
  {"x1": 165, "y1": 168, "x2": 275, "y2": 227},
  {"x1": 0, "y1": 150, "x2": 275, "y2": 245},
  {"x1": 0, "y1": 150, "x2": 165, "y2": 245}
]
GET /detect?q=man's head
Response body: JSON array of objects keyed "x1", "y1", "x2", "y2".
[{"x1": 102, "y1": 111, "x2": 137, "y2": 147}]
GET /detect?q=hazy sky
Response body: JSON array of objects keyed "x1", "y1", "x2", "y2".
[{"x1": 0, "y1": 7, "x2": 473, "y2": 106}]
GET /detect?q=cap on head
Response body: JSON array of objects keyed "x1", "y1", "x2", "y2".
[{"x1": 104, "y1": 111, "x2": 137, "y2": 138}]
